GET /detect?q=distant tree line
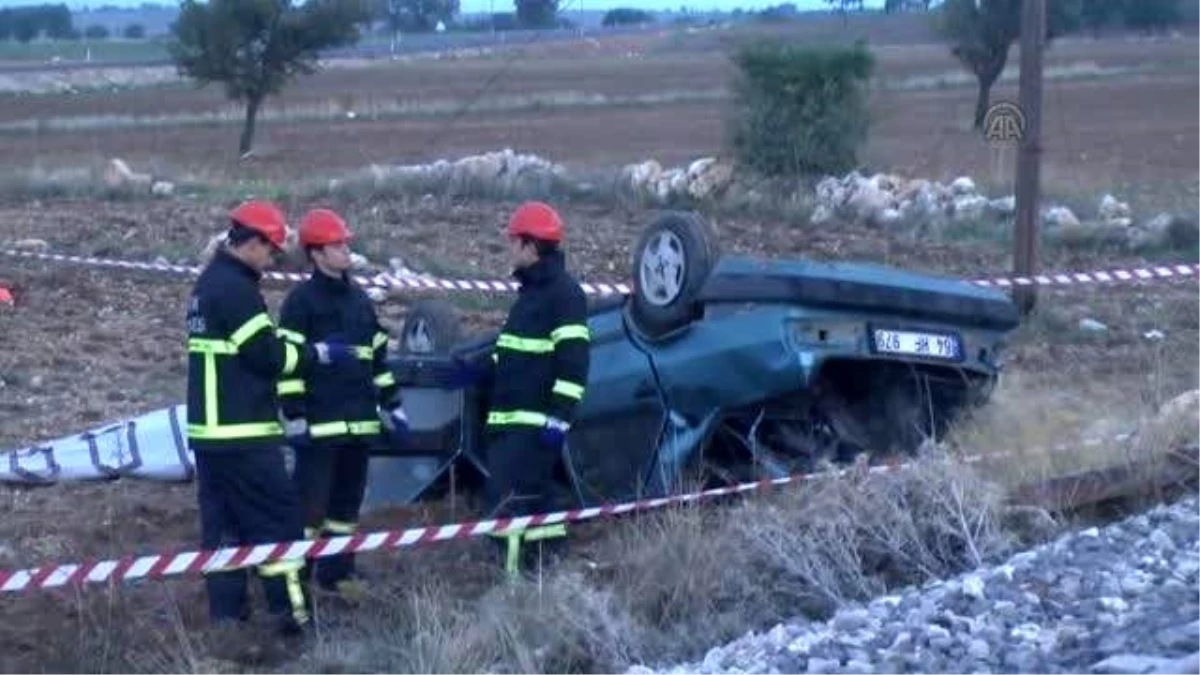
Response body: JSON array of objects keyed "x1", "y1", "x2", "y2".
[
  {"x1": 0, "y1": 4, "x2": 73, "y2": 42},
  {"x1": 832, "y1": 0, "x2": 1188, "y2": 32},
  {"x1": 0, "y1": 3, "x2": 150, "y2": 42}
]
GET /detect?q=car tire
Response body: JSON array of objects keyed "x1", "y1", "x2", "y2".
[
  {"x1": 399, "y1": 298, "x2": 465, "y2": 355},
  {"x1": 628, "y1": 211, "x2": 721, "y2": 339}
]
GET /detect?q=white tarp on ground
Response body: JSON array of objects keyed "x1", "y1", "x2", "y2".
[
  {"x1": 0, "y1": 396, "x2": 457, "y2": 511},
  {"x1": 1, "y1": 404, "x2": 195, "y2": 484}
]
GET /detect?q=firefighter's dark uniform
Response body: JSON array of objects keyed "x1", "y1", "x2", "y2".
[
  {"x1": 276, "y1": 269, "x2": 399, "y2": 589},
  {"x1": 185, "y1": 247, "x2": 313, "y2": 630},
  {"x1": 483, "y1": 248, "x2": 590, "y2": 567}
]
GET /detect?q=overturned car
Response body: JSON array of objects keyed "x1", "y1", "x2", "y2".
[{"x1": 366, "y1": 212, "x2": 1021, "y2": 511}]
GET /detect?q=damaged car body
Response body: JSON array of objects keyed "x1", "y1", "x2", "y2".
[{"x1": 362, "y1": 212, "x2": 1021, "y2": 511}]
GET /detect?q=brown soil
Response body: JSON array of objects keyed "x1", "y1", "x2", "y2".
[
  {"x1": 0, "y1": 23, "x2": 1196, "y2": 675},
  {"x1": 0, "y1": 36, "x2": 1193, "y2": 211}
]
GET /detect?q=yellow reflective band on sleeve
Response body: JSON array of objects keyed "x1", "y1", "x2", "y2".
[
  {"x1": 277, "y1": 327, "x2": 306, "y2": 344},
  {"x1": 352, "y1": 346, "x2": 373, "y2": 360},
  {"x1": 187, "y1": 421, "x2": 282, "y2": 440},
  {"x1": 282, "y1": 342, "x2": 299, "y2": 376},
  {"x1": 277, "y1": 379, "x2": 305, "y2": 395},
  {"x1": 229, "y1": 312, "x2": 274, "y2": 348},
  {"x1": 204, "y1": 354, "x2": 218, "y2": 429},
  {"x1": 310, "y1": 420, "x2": 383, "y2": 438},
  {"x1": 372, "y1": 331, "x2": 389, "y2": 349},
  {"x1": 188, "y1": 338, "x2": 237, "y2": 354},
  {"x1": 486, "y1": 410, "x2": 549, "y2": 427},
  {"x1": 496, "y1": 333, "x2": 554, "y2": 353},
  {"x1": 551, "y1": 324, "x2": 590, "y2": 343},
  {"x1": 323, "y1": 519, "x2": 357, "y2": 535},
  {"x1": 373, "y1": 371, "x2": 396, "y2": 388},
  {"x1": 552, "y1": 379, "x2": 585, "y2": 400}
]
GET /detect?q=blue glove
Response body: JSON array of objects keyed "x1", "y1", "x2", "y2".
[
  {"x1": 381, "y1": 405, "x2": 410, "y2": 450},
  {"x1": 539, "y1": 416, "x2": 570, "y2": 450},
  {"x1": 282, "y1": 417, "x2": 312, "y2": 453},
  {"x1": 446, "y1": 356, "x2": 487, "y2": 390},
  {"x1": 314, "y1": 340, "x2": 354, "y2": 365}
]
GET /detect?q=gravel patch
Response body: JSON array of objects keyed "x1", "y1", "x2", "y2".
[{"x1": 631, "y1": 494, "x2": 1200, "y2": 675}]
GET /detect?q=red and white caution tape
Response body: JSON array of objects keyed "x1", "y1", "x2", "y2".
[
  {"x1": 0, "y1": 451, "x2": 985, "y2": 594},
  {"x1": 969, "y1": 264, "x2": 1199, "y2": 288},
  {"x1": 2, "y1": 248, "x2": 1195, "y2": 297},
  {"x1": 0, "y1": 427, "x2": 1145, "y2": 595},
  {"x1": 0, "y1": 248, "x2": 632, "y2": 295}
]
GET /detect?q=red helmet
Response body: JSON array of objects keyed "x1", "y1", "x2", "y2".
[
  {"x1": 229, "y1": 199, "x2": 287, "y2": 248},
  {"x1": 506, "y1": 201, "x2": 563, "y2": 243},
  {"x1": 298, "y1": 208, "x2": 353, "y2": 247}
]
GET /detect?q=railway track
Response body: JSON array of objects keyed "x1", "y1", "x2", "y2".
[{"x1": 1006, "y1": 445, "x2": 1199, "y2": 515}]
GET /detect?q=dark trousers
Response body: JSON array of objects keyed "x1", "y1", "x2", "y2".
[
  {"x1": 291, "y1": 437, "x2": 370, "y2": 588},
  {"x1": 195, "y1": 447, "x2": 309, "y2": 630},
  {"x1": 484, "y1": 427, "x2": 568, "y2": 566}
]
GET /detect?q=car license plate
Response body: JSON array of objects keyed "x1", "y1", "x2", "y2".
[{"x1": 872, "y1": 328, "x2": 961, "y2": 360}]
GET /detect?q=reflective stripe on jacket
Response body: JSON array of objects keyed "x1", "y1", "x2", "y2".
[
  {"x1": 486, "y1": 249, "x2": 590, "y2": 429},
  {"x1": 275, "y1": 269, "x2": 399, "y2": 443},
  {"x1": 186, "y1": 247, "x2": 314, "y2": 452}
]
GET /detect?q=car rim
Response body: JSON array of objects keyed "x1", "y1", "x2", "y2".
[
  {"x1": 405, "y1": 318, "x2": 434, "y2": 353},
  {"x1": 638, "y1": 230, "x2": 686, "y2": 307}
]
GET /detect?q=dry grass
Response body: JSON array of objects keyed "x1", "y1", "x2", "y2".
[{"x1": 8, "y1": 451, "x2": 1023, "y2": 674}]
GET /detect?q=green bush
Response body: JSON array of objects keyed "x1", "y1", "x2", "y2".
[{"x1": 728, "y1": 41, "x2": 875, "y2": 178}]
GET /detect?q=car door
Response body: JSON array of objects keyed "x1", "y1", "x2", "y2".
[{"x1": 561, "y1": 300, "x2": 668, "y2": 506}]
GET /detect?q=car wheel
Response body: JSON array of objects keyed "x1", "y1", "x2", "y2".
[
  {"x1": 399, "y1": 298, "x2": 464, "y2": 355},
  {"x1": 628, "y1": 211, "x2": 721, "y2": 339}
]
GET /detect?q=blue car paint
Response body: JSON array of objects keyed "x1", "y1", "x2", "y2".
[
  {"x1": 707, "y1": 255, "x2": 1009, "y2": 306},
  {"x1": 368, "y1": 256, "x2": 1019, "y2": 510}
]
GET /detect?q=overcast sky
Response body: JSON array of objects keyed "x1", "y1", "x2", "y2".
[{"x1": 0, "y1": 0, "x2": 889, "y2": 13}]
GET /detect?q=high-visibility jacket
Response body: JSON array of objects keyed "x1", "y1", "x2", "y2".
[
  {"x1": 486, "y1": 249, "x2": 590, "y2": 430},
  {"x1": 275, "y1": 269, "x2": 400, "y2": 443},
  {"x1": 186, "y1": 247, "x2": 314, "y2": 452}
]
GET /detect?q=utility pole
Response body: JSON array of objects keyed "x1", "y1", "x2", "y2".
[{"x1": 1012, "y1": 0, "x2": 1045, "y2": 316}]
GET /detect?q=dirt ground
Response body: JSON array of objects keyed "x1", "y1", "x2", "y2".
[
  {"x1": 0, "y1": 20, "x2": 1197, "y2": 674},
  {"x1": 0, "y1": 196, "x2": 1196, "y2": 672},
  {"x1": 0, "y1": 32, "x2": 1195, "y2": 211}
]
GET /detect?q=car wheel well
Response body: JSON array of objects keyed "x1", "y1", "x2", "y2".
[{"x1": 682, "y1": 359, "x2": 993, "y2": 485}]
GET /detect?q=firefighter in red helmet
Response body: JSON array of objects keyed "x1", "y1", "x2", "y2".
[
  {"x1": 450, "y1": 200, "x2": 590, "y2": 575},
  {"x1": 186, "y1": 199, "x2": 356, "y2": 636},
  {"x1": 276, "y1": 208, "x2": 409, "y2": 600}
]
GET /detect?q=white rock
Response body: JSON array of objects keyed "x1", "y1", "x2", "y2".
[
  {"x1": 150, "y1": 180, "x2": 175, "y2": 197},
  {"x1": 877, "y1": 208, "x2": 904, "y2": 227},
  {"x1": 1091, "y1": 653, "x2": 1181, "y2": 674},
  {"x1": 1099, "y1": 596, "x2": 1129, "y2": 612},
  {"x1": 103, "y1": 157, "x2": 152, "y2": 189},
  {"x1": 846, "y1": 182, "x2": 892, "y2": 226},
  {"x1": 1011, "y1": 623, "x2": 1042, "y2": 642},
  {"x1": 989, "y1": 195, "x2": 1017, "y2": 215},
  {"x1": 1079, "y1": 318, "x2": 1109, "y2": 333},
  {"x1": 9, "y1": 238, "x2": 49, "y2": 252},
  {"x1": 962, "y1": 574, "x2": 987, "y2": 600},
  {"x1": 1044, "y1": 205, "x2": 1081, "y2": 229},
  {"x1": 815, "y1": 176, "x2": 845, "y2": 207},
  {"x1": 1099, "y1": 193, "x2": 1132, "y2": 222},
  {"x1": 952, "y1": 194, "x2": 990, "y2": 221},
  {"x1": 950, "y1": 176, "x2": 977, "y2": 194},
  {"x1": 809, "y1": 204, "x2": 835, "y2": 226},
  {"x1": 622, "y1": 159, "x2": 662, "y2": 195},
  {"x1": 686, "y1": 158, "x2": 734, "y2": 200}
]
